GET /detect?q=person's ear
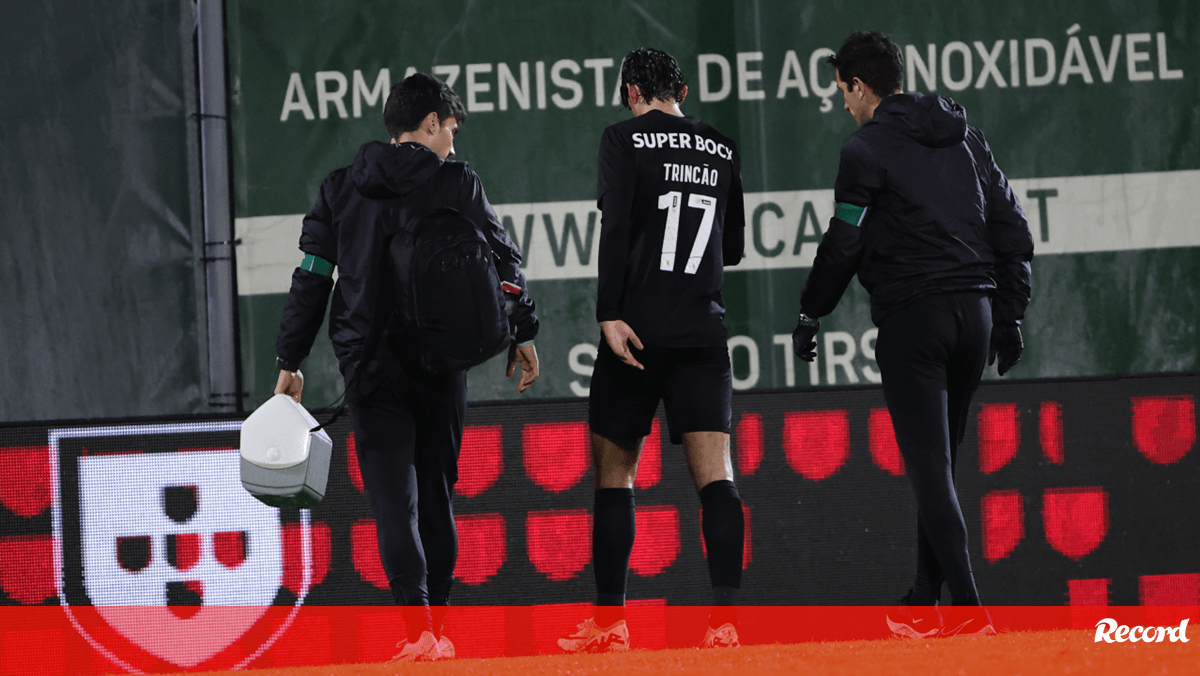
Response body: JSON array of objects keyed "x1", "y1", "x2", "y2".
[
  {"x1": 626, "y1": 83, "x2": 640, "y2": 105},
  {"x1": 423, "y1": 111, "x2": 440, "y2": 135},
  {"x1": 678, "y1": 84, "x2": 688, "y2": 106}
]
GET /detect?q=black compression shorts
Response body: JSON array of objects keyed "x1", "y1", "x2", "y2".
[{"x1": 588, "y1": 340, "x2": 732, "y2": 448}]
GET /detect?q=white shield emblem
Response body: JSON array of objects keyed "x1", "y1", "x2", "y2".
[{"x1": 53, "y1": 422, "x2": 314, "y2": 671}]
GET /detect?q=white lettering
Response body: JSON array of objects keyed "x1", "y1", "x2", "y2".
[
  {"x1": 974, "y1": 40, "x2": 1007, "y2": 88},
  {"x1": 810, "y1": 48, "x2": 838, "y2": 112},
  {"x1": 860, "y1": 328, "x2": 882, "y2": 383},
  {"x1": 633, "y1": 133, "x2": 646, "y2": 149},
  {"x1": 907, "y1": 44, "x2": 937, "y2": 91},
  {"x1": 773, "y1": 334, "x2": 796, "y2": 387},
  {"x1": 498, "y1": 62, "x2": 531, "y2": 111},
  {"x1": 1025, "y1": 38, "x2": 1057, "y2": 87},
  {"x1": 1009, "y1": 38, "x2": 1021, "y2": 86},
  {"x1": 315, "y1": 71, "x2": 348, "y2": 119},
  {"x1": 280, "y1": 72, "x2": 315, "y2": 122},
  {"x1": 776, "y1": 50, "x2": 810, "y2": 98},
  {"x1": 551, "y1": 59, "x2": 584, "y2": 109},
  {"x1": 432, "y1": 64, "x2": 460, "y2": 88},
  {"x1": 352, "y1": 68, "x2": 389, "y2": 118},
  {"x1": 1126, "y1": 33, "x2": 1154, "y2": 82},
  {"x1": 942, "y1": 41, "x2": 973, "y2": 91},
  {"x1": 1115, "y1": 625, "x2": 1130, "y2": 642},
  {"x1": 1157, "y1": 33, "x2": 1184, "y2": 80},
  {"x1": 535, "y1": 60, "x2": 547, "y2": 109},
  {"x1": 737, "y1": 51, "x2": 766, "y2": 100},
  {"x1": 582, "y1": 57, "x2": 614, "y2": 107},
  {"x1": 824, "y1": 331, "x2": 859, "y2": 384},
  {"x1": 1059, "y1": 36, "x2": 1094, "y2": 84},
  {"x1": 1089, "y1": 35, "x2": 1122, "y2": 83},
  {"x1": 728, "y1": 336, "x2": 760, "y2": 390},
  {"x1": 1095, "y1": 618, "x2": 1118, "y2": 643},
  {"x1": 1129, "y1": 626, "x2": 1145, "y2": 642},
  {"x1": 698, "y1": 54, "x2": 732, "y2": 102},
  {"x1": 465, "y1": 63, "x2": 494, "y2": 112},
  {"x1": 568, "y1": 343, "x2": 597, "y2": 397}
]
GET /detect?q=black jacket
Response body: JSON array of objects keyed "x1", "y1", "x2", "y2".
[
  {"x1": 800, "y1": 92, "x2": 1033, "y2": 327},
  {"x1": 276, "y1": 141, "x2": 538, "y2": 379}
]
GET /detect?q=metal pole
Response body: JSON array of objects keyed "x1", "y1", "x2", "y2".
[{"x1": 196, "y1": 0, "x2": 243, "y2": 412}]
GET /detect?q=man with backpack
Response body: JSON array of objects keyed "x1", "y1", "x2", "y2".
[{"x1": 273, "y1": 73, "x2": 540, "y2": 662}]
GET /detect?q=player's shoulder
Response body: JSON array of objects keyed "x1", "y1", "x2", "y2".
[{"x1": 686, "y1": 117, "x2": 737, "y2": 148}]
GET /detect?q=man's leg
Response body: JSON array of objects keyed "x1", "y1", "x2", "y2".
[
  {"x1": 590, "y1": 433, "x2": 642, "y2": 628},
  {"x1": 413, "y1": 371, "x2": 467, "y2": 640},
  {"x1": 347, "y1": 376, "x2": 433, "y2": 642},
  {"x1": 682, "y1": 431, "x2": 743, "y2": 630},
  {"x1": 876, "y1": 296, "x2": 981, "y2": 607}
]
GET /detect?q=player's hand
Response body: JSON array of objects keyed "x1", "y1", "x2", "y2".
[
  {"x1": 274, "y1": 369, "x2": 304, "y2": 403},
  {"x1": 600, "y1": 320, "x2": 645, "y2": 370},
  {"x1": 989, "y1": 324, "x2": 1023, "y2": 376},
  {"x1": 507, "y1": 342, "x2": 540, "y2": 394},
  {"x1": 792, "y1": 314, "x2": 820, "y2": 363}
]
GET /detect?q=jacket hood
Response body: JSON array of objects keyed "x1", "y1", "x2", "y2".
[
  {"x1": 871, "y1": 92, "x2": 968, "y2": 148},
  {"x1": 350, "y1": 141, "x2": 444, "y2": 199}
]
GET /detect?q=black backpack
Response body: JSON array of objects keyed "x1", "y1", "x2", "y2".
[{"x1": 398, "y1": 206, "x2": 511, "y2": 373}]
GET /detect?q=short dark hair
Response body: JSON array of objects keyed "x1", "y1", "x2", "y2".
[
  {"x1": 383, "y1": 72, "x2": 467, "y2": 139},
  {"x1": 827, "y1": 31, "x2": 904, "y2": 97},
  {"x1": 619, "y1": 48, "x2": 687, "y2": 109}
]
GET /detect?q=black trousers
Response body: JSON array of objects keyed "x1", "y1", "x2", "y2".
[
  {"x1": 346, "y1": 351, "x2": 466, "y2": 607},
  {"x1": 875, "y1": 292, "x2": 991, "y2": 606}
]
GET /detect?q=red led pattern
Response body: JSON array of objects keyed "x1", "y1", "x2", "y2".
[
  {"x1": 1042, "y1": 487, "x2": 1108, "y2": 561},
  {"x1": 867, "y1": 408, "x2": 904, "y2": 476},
  {"x1": 281, "y1": 521, "x2": 332, "y2": 594},
  {"x1": 525, "y1": 509, "x2": 591, "y2": 581},
  {"x1": 0, "y1": 534, "x2": 54, "y2": 604},
  {"x1": 782, "y1": 410, "x2": 849, "y2": 481},
  {"x1": 454, "y1": 513, "x2": 506, "y2": 585},
  {"x1": 978, "y1": 403, "x2": 1020, "y2": 474},
  {"x1": 1139, "y1": 573, "x2": 1200, "y2": 606},
  {"x1": 457, "y1": 425, "x2": 503, "y2": 497},
  {"x1": 629, "y1": 505, "x2": 679, "y2": 577},
  {"x1": 980, "y1": 490, "x2": 1024, "y2": 563},
  {"x1": 634, "y1": 420, "x2": 662, "y2": 489},
  {"x1": 1039, "y1": 401, "x2": 1064, "y2": 464},
  {"x1": 522, "y1": 422, "x2": 589, "y2": 493},
  {"x1": 0, "y1": 446, "x2": 51, "y2": 518},
  {"x1": 1130, "y1": 395, "x2": 1196, "y2": 465},
  {"x1": 736, "y1": 413, "x2": 764, "y2": 476}
]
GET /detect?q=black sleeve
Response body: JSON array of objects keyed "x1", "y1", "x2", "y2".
[
  {"x1": 980, "y1": 133, "x2": 1034, "y2": 326},
  {"x1": 276, "y1": 176, "x2": 338, "y2": 368},
  {"x1": 723, "y1": 146, "x2": 746, "y2": 267},
  {"x1": 460, "y1": 166, "x2": 540, "y2": 343},
  {"x1": 596, "y1": 126, "x2": 635, "y2": 322},
  {"x1": 799, "y1": 136, "x2": 878, "y2": 318}
]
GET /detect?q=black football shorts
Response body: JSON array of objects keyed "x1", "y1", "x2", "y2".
[{"x1": 588, "y1": 339, "x2": 733, "y2": 448}]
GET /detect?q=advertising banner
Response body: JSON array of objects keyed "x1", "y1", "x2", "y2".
[{"x1": 226, "y1": 0, "x2": 1199, "y2": 407}]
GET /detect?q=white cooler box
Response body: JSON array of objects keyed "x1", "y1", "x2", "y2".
[{"x1": 240, "y1": 394, "x2": 332, "y2": 508}]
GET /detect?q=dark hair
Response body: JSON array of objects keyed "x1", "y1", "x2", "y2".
[
  {"x1": 619, "y1": 48, "x2": 687, "y2": 109},
  {"x1": 383, "y1": 72, "x2": 467, "y2": 139},
  {"x1": 827, "y1": 31, "x2": 904, "y2": 97}
]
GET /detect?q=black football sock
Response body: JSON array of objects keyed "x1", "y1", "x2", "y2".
[
  {"x1": 593, "y1": 488, "x2": 635, "y2": 627},
  {"x1": 431, "y1": 605, "x2": 448, "y2": 639},
  {"x1": 700, "y1": 480, "x2": 744, "y2": 627}
]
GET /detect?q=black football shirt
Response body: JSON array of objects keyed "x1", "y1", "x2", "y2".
[{"x1": 596, "y1": 110, "x2": 745, "y2": 348}]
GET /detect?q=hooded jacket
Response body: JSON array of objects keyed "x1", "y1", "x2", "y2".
[
  {"x1": 276, "y1": 141, "x2": 538, "y2": 381},
  {"x1": 800, "y1": 92, "x2": 1033, "y2": 327}
]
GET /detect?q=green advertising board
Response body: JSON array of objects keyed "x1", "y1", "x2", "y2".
[{"x1": 227, "y1": 0, "x2": 1199, "y2": 409}]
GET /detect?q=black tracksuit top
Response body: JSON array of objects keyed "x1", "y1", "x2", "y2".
[
  {"x1": 596, "y1": 110, "x2": 746, "y2": 348},
  {"x1": 275, "y1": 141, "x2": 538, "y2": 375},
  {"x1": 800, "y1": 92, "x2": 1033, "y2": 327}
]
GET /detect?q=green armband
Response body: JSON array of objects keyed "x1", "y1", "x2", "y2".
[
  {"x1": 300, "y1": 253, "x2": 334, "y2": 276},
  {"x1": 834, "y1": 202, "x2": 868, "y2": 227}
]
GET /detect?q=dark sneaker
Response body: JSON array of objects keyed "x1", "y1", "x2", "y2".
[{"x1": 886, "y1": 591, "x2": 942, "y2": 639}]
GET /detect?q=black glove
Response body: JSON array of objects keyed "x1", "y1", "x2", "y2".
[
  {"x1": 792, "y1": 313, "x2": 820, "y2": 363},
  {"x1": 989, "y1": 324, "x2": 1023, "y2": 376}
]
